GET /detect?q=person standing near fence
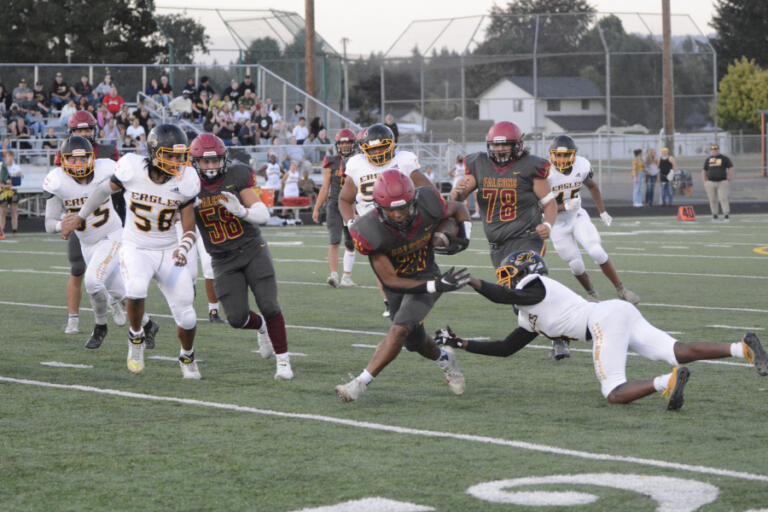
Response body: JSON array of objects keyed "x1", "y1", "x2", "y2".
[
  {"x1": 701, "y1": 144, "x2": 734, "y2": 222},
  {"x1": 644, "y1": 149, "x2": 659, "y2": 206},
  {"x1": 631, "y1": 149, "x2": 644, "y2": 207},
  {"x1": 658, "y1": 147, "x2": 678, "y2": 206}
]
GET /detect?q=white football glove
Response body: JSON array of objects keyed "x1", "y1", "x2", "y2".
[
  {"x1": 219, "y1": 191, "x2": 246, "y2": 218},
  {"x1": 600, "y1": 211, "x2": 613, "y2": 226},
  {"x1": 563, "y1": 197, "x2": 581, "y2": 211}
]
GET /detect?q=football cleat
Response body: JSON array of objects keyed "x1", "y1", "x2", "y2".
[
  {"x1": 742, "y1": 333, "x2": 768, "y2": 376},
  {"x1": 335, "y1": 377, "x2": 367, "y2": 402},
  {"x1": 256, "y1": 316, "x2": 274, "y2": 359},
  {"x1": 382, "y1": 301, "x2": 390, "y2": 318},
  {"x1": 617, "y1": 286, "x2": 640, "y2": 305},
  {"x1": 661, "y1": 366, "x2": 690, "y2": 411},
  {"x1": 109, "y1": 299, "x2": 127, "y2": 326},
  {"x1": 550, "y1": 339, "x2": 571, "y2": 360},
  {"x1": 274, "y1": 358, "x2": 294, "y2": 381},
  {"x1": 208, "y1": 309, "x2": 225, "y2": 324},
  {"x1": 586, "y1": 290, "x2": 600, "y2": 303},
  {"x1": 85, "y1": 324, "x2": 108, "y2": 349},
  {"x1": 439, "y1": 347, "x2": 466, "y2": 395},
  {"x1": 143, "y1": 319, "x2": 159, "y2": 350},
  {"x1": 327, "y1": 272, "x2": 339, "y2": 288},
  {"x1": 179, "y1": 354, "x2": 201, "y2": 380},
  {"x1": 65, "y1": 316, "x2": 80, "y2": 335},
  {"x1": 127, "y1": 334, "x2": 145, "y2": 375},
  {"x1": 339, "y1": 275, "x2": 356, "y2": 288}
]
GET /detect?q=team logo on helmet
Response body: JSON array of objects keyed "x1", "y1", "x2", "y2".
[
  {"x1": 60, "y1": 136, "x2": 95, "y2": 179},
  {"x1": 495, "y1": 250, "x2": 548, "y2": 289},
  {"x1": 549, "y1": 135, "x2": 578, "y2": 175},
  {"x1": 147, "y1": 124, "x2": 190, "y2": 177},
  {"x1": 360, "y1": 124, "x2": 396, "y2": 166},
  {"x1": 373, "y1": 169, "x2": 417, "y2": 231}
]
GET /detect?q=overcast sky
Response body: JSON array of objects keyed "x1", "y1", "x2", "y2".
[{"x1": 156, "y1": 1, "x2": 717, "y2": 61}]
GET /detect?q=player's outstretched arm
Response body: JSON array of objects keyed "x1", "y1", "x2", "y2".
[
  {"x1": 468, "y1": 276, "x2": 546, "y2": 306},
  {"x1": 44, "y1": 196, "x2": 65, "y2": 234},
  {"x1": 435, "y1": 325, "x2": 538, "y2": 357},
  {"x1": 370, "y1": 254, "x2": 469, "y2": 294},
  {"x1": 218, "y1": 189, "x2": 269, "y2": 225},
  {"x1": 449, "y1": 174, "x2": 476, "y2": 202}
]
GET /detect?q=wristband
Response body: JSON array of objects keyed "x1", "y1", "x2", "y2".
[
  {"x1": 426, "y1": 280, "x2": 437, "y2": 294},
  {"x1": 542, "y1": 221, "x2": 552, "y2": 231},
  {"x1": 178, "y1": 230, "x2": 196, "y2": 252},
  {"x1": 462, "y1": 220, "x2": 472, "y2": 240},
  {"x1": 539, "y1": 191, "x2": 555, "y2": 205}
]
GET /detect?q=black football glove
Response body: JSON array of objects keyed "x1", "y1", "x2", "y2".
[
  {"x1": 434, "y1": 232, "x2": 470, "y2": 255},
  {"x1": 434, "y1": 325, "x2": 464, "y2": 349},
  {"x1": 342, "y1": 225, "x2": 355, "y2": 251},
  {"x1": 435, "y1": 266, "x2": 471, "y2": 292}
]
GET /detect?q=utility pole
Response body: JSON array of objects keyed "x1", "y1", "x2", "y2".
[
  {"x1": 662, "y1": 0, "x2": 675, "y2": 153},
  {"x1": 305, "y1": 0, "x2": 317, "y2": 117},
  {"x1": 341, "y1": 37, "x2": 350, "y2": 112}
]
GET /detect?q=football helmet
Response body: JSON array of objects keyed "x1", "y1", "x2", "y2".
[
  {"x1": 549, "y1": 135, "x2": 578, "y2": 175},
  {"x1": 335, "y1": 129, "x2": 356, "y2": 157},
  {"x1": 486, "y1": 121, "x2": 524, "y2": 166},
  {"x1": 360, "y1": 124, "x2": 395, "y2": 166},
  {"x1": 373, "y1": 169, "x2": 416, "y2": 231},
  {"x1": 60, "y1": 136, "x2": 95, "y2": 179},
  {"x1": 147, "y1": 124, "x2": 189, "y2": 178},
  {"x1": 67, "y1": 111, "x2": 97, "y2": 143},
  {"x1": 189, "y1": 133, "x2": 228, "y2": 182},
  {"x1": 495, "y1": 250, "x2": 548, "y2": 289}
]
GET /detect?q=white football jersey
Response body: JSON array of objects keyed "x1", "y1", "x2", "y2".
[
  {"x1": 547, "y1": 155, "x2": 593, "y2": 225},
  {"x1": 344, "y1": 150, "x2": 420, "y2": 216},
  {"x1": 43, "y1": 159, "x2": 122, "y2": 246},
  {"x1": 115, "y1": 153, "x2": 200, "y2": 250},
  {"x1": 516, "y1": 274, "x2": 596, "y2": 342}
]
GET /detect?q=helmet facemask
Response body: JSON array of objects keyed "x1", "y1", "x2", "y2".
[
  {"x1": 153, "y1": 144, "x2": 190, "y2": 177},
  {"x1": 62, "y1": 150, "x2": 95, "y2": 179},
  {"x1": 362, "y1": 139, "x2": 395, "y2": 166},
  {"x1": 376, "y1": 200, "x2": 417, "y2": 232},
  {"x1": 193, "y1": 154, "x2": 227, "y2": 183},
  {"x1": 487, "y1": 140, "x2": 522, "y2": 166}
]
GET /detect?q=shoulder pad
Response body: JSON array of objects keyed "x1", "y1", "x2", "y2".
[
  {"x1": 42, "y1": 169, "x2": 62, "y2": 195},
  {"x1": 178, "y1": 167, "x2": 201, "y2": 199}
]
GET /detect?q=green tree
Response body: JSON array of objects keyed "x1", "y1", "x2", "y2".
[
  {"x1": 716, "y1": 57, "x2": 768, "y2": 132},
  {"x1": 710, "y1": 0, "x2": 768, "y2": 78},
  {"x1": 243, "y1": 37, "x2": 282, "y2": 64},
  {"x1": 154, "y1": 14, "x2": 210, "y2": 64}
]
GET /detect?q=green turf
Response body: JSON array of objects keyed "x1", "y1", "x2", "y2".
[{"x1": 1, "y1": 215, "x2": 767, "y2": 511}]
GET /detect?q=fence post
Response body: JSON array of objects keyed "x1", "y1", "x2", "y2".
[{"x1": 380, "y1": 64, "x2": 386, "y2": 123}]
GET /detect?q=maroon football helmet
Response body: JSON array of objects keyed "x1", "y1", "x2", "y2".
[
  {"x1": 486, "y1": 121, "x2": 524, "y2": 166},
  {"x1": 189, "y1": 133, "x2": 228, "y2": 182},
  {"x1": 373, "y1": 169, "x2": 416, "y2": 231},
  {"x1": 335, "y1": 129, "x2": 356, "y2": 157},
  {"x1": 67, "y1": 111, "x2": 97, "y2": 143}
]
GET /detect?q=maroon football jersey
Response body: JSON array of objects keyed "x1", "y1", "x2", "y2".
[
  {"x1": 350, "y1": 186, "x2": 446, "y2": 282},
  {"x1": 322, "y1": 154, "x2": 346, "y2": 203},
  {"x1": 194, "y1": 163, "x2": 265, "y2": 256},
  {"x1": 465, "y1": 151, "x2": 550, "y2": 244}
]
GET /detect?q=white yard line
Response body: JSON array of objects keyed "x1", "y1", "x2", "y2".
[{"x1": 1, "y1": 375, "x2": 766, "y2": 483}]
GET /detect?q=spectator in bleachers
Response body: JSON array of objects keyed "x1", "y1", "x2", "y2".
[
  {"x1": 184, "y1": 77, "x2": 196, "y2": 97},
  {"x1": 298, "y1": 168, "x2": 317, "y2": 206},
  {"x1": 214, "y1": 104, "x2": 236, "y2": 146},
  {"x1": 0, "y1": 84, "x2": 10, "y2": 114},
  {"x1": 269, "y1": 104, "x2": 282, "y2": 127},
  {"x1": 49, "y1": 73, "x2": 72, "y2": 109},
  {"x1": 289, "y1": 103, "x2": 304, "y2": 126},
  {"x1": 0, "y1": 149, "x2": 22, "y2": 237},
  {"x1": 145, "y1": 117, "x2": 155, "y2": 134},
  {"x1": 103, "y1": 87, "x2": 124, "y2": 115},
  {"x1": 237, "y1": 118, "x2": 256, "y2": 146},
  {"x1": 209, "y1": 92, "x2": 223, "y2": 111},
  {"x1": 58, "y1": 98, "x2": 77, "y2": 127},
  {"x1": 9, "y1": 117, "x2": 32, "y2": 153},
  {"x1": 254, "y1": 106, "x2": 273, "y2": 145},
  {"x1": 192, "y1": 90, "x2": 209, "y2": 122},
  {"x1": 197, "y1": 76, "x2": 215, "y2": 98},
  {"x1": 168, "y1": 89, "x2": 193, "y2": 120},
  {"x1": 72, "y1": 75, "x2": 94, "y2": 105},
  {"x1": 158, "y1": 75, "x2": 173, "y2": 106},
  {"x1": 96, "y1": 103, "x2": 111, "y2": 129},
  {"x1": 223, "y1": 79, "x2": 241, "y2": 105},
  {"x1": 115, "y1": 104, "x2": 132, "y2": 131},
  {"x1": 126, "y1": 116, "x2": 145, "y2": 142},
  {"x1": 12, "y1": 78, "x2": 31, "y2": 105},
  {"x1": 31, "y1": 82, "x2": 50, "y2": 117},
  {"x1": 22, "y1": 93, "x2": 45, "y2": 138},
  {"x1": 238, "y1": 74, "x2": 256, "y2": 97},
  {"x1": 423, "y1": 164, "x2": 436, "y2": 184},
  {"x1": 238, "y1": 89, "x2": 256, "y2": 111},
  {"x1": 93, "y1": 73, "x2": 113, "y2": 105},
  {"x1": 309, "y1": 116, "x2": 324, "y2": 139},
  {"x1": 122, "y1": 131, "x2": 137, "y2": 150},
  {"x1": 42, "y1": 127, "x2": 57, "y2": 165},
  {"x1": 77, "y1": 95, "x2": 91, "y2": 112},
  {"x1": 384, "y1": 113, "x2": 399, "y2": 143},
  {"x1": 232, "y1": 102, "x2": 250, "y2": 129},
  {"x1": 285, "y1": 136, "x2": 304, "y2": 167},
  {"x1": 145, "y1": 78, "x2": 161, "y2": 103},
  {"x1": 292, "y1": 117, "x2": 308, "y2": 145},
  {"x1": 102, "y1": 118, "x2": 120, "y2": 146}
]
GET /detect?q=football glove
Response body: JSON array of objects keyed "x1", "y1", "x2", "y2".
[
  {"x1": 343, "y1": 225, "x2": 355, "y2": 251},
  {"x1": 600, "y1": 211, "x2": 613, "y2": 226},
  {"x1": 434, "y1": 232, "x2": 470, "y2": 255},
  {"x1": 434, "y1": 325, "x2": 464, "y2": 349},
  {"x1": 435, "y1": 266, "x2": 471, "y2": 292},
  {"x1": 219, "y1": 191, "x2": 247, "y2": 218}
]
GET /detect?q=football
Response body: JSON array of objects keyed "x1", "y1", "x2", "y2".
[{"x1": 431, "y1": 217, "x2": 459, "y2": 248}]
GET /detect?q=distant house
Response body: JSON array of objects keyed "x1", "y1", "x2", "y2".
[{"x1": 477, "y1": 76, "x2": 608, "y2": 133}]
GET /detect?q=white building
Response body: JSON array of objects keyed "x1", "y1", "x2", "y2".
[{"x1": 478, "y1": 76, "x2": 607, "y2": 134}]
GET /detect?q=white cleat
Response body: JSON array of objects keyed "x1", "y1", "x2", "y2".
[
  {"x1": 618, "y1": 286, "x2": 640, "y2": 305},
  {"x1": 64, "y1": 317, "x2": 80, "y2": 335},
  {"x1": 335, "y1": 377, "x2": 367, "y2": 402},
  {"x1": 439, "y1": 347, "x2": 466, "y2": 395},
  {"x1": 127, "y1": 339, "x2": 145, "y2": 374},
  {"x1": 326, "y1": 272, "x2": 339, "y2": 288},
  {"x1": 257, "y1": 317, "x2": 275, "y2": 359},
  {"x1": 179, "y1": 355, "x2": 201, "y2": 380},
  {"x1": 109, "y1": 299, "x2": 127, "y2": 326},
  {"x1": 339, "y1": 275, "x2": 356, "y2": 288},
  {"x1": 274, "y1": 358, "x2": 294, "y2": 381}
]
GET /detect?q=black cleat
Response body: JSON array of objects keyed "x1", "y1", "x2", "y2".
[
  {"x1": 742, "y1": 333, "x2": 768, "y2": 376},
  {"x1": 85, "y1": 324, "x2": 108, "y2": 349},
  {"x1": 550, "y1": 339, "x2": 571, "y2": 360},
  {"x1": 663, "y1": 366, "x2": 690, "y2": 411},
  {"x1": 143, "y1": 319, "x2": 159, "y2": 350},
  {"x1": 208, "y1": 309, "x2": 225, "y2": 324}
]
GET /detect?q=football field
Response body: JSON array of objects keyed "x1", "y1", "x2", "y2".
[{"x1": 1, "y1": 214, "x2": 768, "y2": 511}]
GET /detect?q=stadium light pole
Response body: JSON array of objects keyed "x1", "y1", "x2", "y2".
[
  {"x1": 662, "y1": 0, "x2": 675, "y2": 153},
  {"x1": 305, "y1": 0, "x2": 317, "y2": 118},
  {"x1": 341, "y1": 37, "x2": 350, "y2": 112}
]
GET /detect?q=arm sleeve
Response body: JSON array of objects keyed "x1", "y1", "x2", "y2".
[
  {"x1": 44, "y1": 196, "x2": 65, "y2": 233},
  {"x1": 476, "y1": 278, "x2": 546, "y2": 306},
  {"x1": 464, "y1": 327, "x2": 539, "y2": 357},
  {"x1": 77, "y1": 179, "x2": 115, "y2": 219}
]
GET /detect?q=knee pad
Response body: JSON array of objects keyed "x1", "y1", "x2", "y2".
[
  {"x1": 70, "y1": 260, "x2": 86, "y2": 277},
  {"x1": 83, "y1": 273, "x2": 106, "y2": 296},
  {"x1": 403, "y1": 324, "x2": 426, "y2": 352},
  {"x1": 587, "y1": 245, "x2": 609, "y2": 266},
  {"x1": 227, "y1": 309, "x2": 249, "y2": 329},
  {"x1": 568, "y1": 258, "x2": 586, "y2": 276},
  {"x1": 173, "y1": 305, "x2": 197, "y2": 330}
]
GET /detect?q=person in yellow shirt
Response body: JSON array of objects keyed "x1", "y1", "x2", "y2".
[{"x1": 632, "y1": 149, "x2": 644, "y2": 207}]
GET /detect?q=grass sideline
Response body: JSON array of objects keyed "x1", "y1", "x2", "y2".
[{"x1": 1, "y1": 214, "x2": 768, "y2": 511}]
